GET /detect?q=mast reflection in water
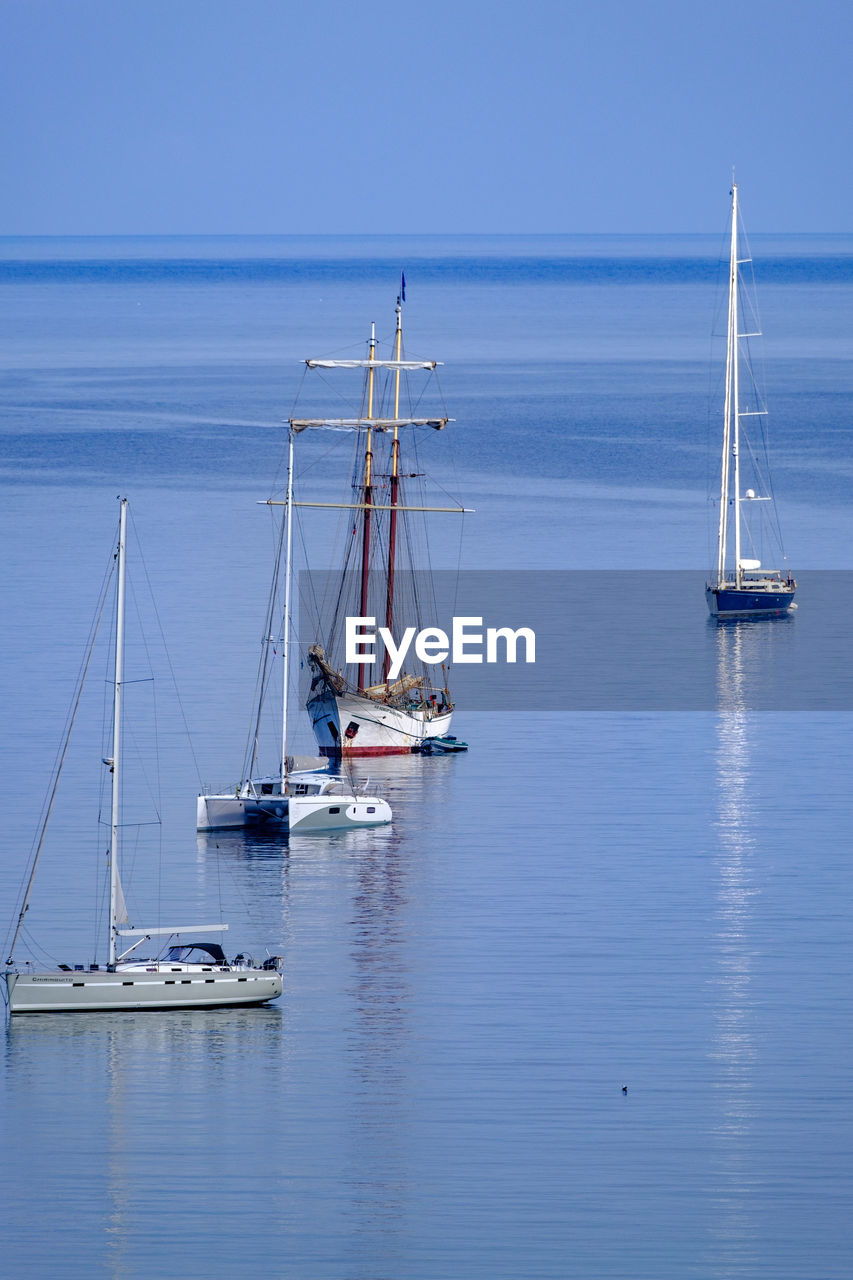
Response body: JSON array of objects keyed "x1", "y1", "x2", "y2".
[
  {"x1": 709, "y1": 621, "x2": 764, "y2": 1268},
  {"x1": 344, "y1": 828, "x2": 413, "y2": 1266}
]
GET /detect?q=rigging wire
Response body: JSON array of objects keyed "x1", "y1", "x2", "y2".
[
  {"x1": 128, "y1": 507, "x2": 206, "y2": 789},
  {"x1": 708, "y1": 188, "x2": 791, "y2": 578},
  {"x1": 3, "y1": 528, "x2": 117, "y2": 968},
  {"x1": 240, "y1": 507, "x2": 287, "y2": 784},
  {"x1": 277, "y1": 299, "x2": 464, "y2": 775}
]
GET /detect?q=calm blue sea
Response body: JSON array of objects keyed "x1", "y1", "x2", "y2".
[{"x1": 1, "y1": 234, "x2": 852, "y2": 1279}]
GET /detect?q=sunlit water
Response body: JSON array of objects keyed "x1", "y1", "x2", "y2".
[{"x1": 1, "y1": 235, "x2": 852, "y2": 1278}]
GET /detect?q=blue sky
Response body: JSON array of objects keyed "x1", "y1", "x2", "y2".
[{"x1": 1, "y1": 0, "x2": 851, "y2": 234}]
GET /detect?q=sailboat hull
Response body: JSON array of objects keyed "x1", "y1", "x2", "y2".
[
  {"x1": 308, "y1": 689, "x2": 453, "y2": 756},
  {"x1": 287, "y1": 794, "x2": 392, "y2": 830},
  {"x1": 706, "y1": 584, "x2": 796, "y2": 618},
  {"x1": 197, "y1": 776, "x2": 391, "y2": 831},
  {"x1": 5, "y1": 968, "x2": 282, "y2": 1014},
  {"x1": 196, "y1": 794, "x2": 288, "y2": 831}
]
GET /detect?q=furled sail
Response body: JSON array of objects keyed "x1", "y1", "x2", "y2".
[
  {"x1": 290, "y1": 417, "x2": 449, "y2": 433},
  {"x1": 305, "y1": 359, "x2": 439, "y2": 370},
  {"x1": 113, "y1": 868, "x2": 131, "y2": 927}
]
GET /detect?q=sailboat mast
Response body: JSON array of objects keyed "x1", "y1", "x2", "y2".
[
  {"x1": 383, "y1": 295, "x2": 403, "y2": 683},
  {"x1": 716, "y1": 185, "x2": 737, "y2": 586},
  {"x1": 108, "y1": 498, "x2": 127, "y2": 967},
  {"x1": 281, "y1": 426, "x2": 295, "y2": 789},
  {"x1": 731, "y1": 183, "x2": 743, "y2": 588},
  {"x1": 358, "y1": 323, "x2": 376, "y2": 692}
]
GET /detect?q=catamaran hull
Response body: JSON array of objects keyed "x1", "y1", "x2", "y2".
[
  {"x1": 4, "y1": 969, "x2": 282, "y2": 1014},
  {"x1": 287, "y1": 794, "x2": 392, "y2": 830},
  {"x1": 308, "y1": 690, "x2": 453, "y2": 756},
  {"x1": 706, "y1": 585, "x2": 796, "y2": 618},
  {"x1": 197, "y1": 790, "x2": 391, "y2": 832},
  {"x1": 196, "y1": 794, "x2": 288, "y2": 831}
]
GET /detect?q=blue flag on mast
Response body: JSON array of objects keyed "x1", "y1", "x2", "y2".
[{"x1": 401, "y1": 272, "x2": 406, "y2": 302}]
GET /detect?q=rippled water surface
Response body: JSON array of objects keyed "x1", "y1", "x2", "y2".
[{"x1": 1, "y1": 235, "x2": 852, "y2": 1278}]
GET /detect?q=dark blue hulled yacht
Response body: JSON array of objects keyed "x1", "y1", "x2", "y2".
[
  {"x1": 706, "y1": 570, "x2": 796, "y2": 619},
  {"x1": 706, "y1": 182, "x2": 796, "y2": 620}
]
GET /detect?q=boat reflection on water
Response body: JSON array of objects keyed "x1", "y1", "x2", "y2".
[
  {"x1": 4, "y1": 1003, "x2": 284, "y2": 1275},
  {"x1": 345, "y1": 823, "x2": 414, "y2": 1256},
  {"x1": 197, "y1": 798, "x2": 415, "y2": 1260},
  {"x1": 195, "y1": 745, "x2": 459, "y2": 1262},
  {"x1": 709, "y1": 619, "x2": 764, "y2": 1266}
]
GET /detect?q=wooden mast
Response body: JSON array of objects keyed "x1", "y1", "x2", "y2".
[
  {"x1": 280, "y1": 426, "x2": 294, "y2": 791},
  {"x1": 383, "y1": 292, "x2": 403, "y2": 684},
  {"x1": 358, "y1": 324, "x2": 376, "y2": 692}
]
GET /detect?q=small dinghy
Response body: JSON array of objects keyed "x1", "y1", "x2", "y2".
[{"x1": 417, "y1": 735, "x2": 469, "y2": 755}]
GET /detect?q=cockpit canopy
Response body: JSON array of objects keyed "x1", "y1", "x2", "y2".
[{"x1": 164, "y1": 943, "x2": 227, "y2": 965}]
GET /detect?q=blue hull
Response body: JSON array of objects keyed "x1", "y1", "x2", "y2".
[{"x1": 706, "y1": 585, "x2": 795, "y2": 618}]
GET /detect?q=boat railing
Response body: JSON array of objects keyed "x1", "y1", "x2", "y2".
[
  {"x1": 740, "y1": 570, "x2": 795, "y2": 585},
  {"x1": 198, "y1": 779, "x2": 291, "y2": 798}
]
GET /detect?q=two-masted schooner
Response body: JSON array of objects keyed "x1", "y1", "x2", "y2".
[{"x1": 287, "y1": 289, "x2": 471, "y2": 756}]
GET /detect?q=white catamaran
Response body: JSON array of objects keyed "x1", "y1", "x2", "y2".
[
  {"x1": 291, "y1": 290, "x2": 471, "y2": 756},
  {"x1": 4, "y1": 500, "x2": 282, "y2": 1014},
  {"x1": 706, "y1": 182, "x2": 796, "y2": 618},
  {"x1": 196, "y1": 427, "x2": 393, "y2": 832}
]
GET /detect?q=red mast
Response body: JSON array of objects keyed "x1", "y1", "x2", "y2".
[
  {"x1": 383, "y1": 294, "x2": 403, "y2": 684},
  {"x1": 358, "y1": 323, "x2": 376, "y2": 692}
]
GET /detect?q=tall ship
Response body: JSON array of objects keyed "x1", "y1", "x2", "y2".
[
  {"x1": 292, "y1": 287, "x2": 470, "y2": 756},
  {"x1": 706, "y1": 182, "x2": 796, "y2": 618}
]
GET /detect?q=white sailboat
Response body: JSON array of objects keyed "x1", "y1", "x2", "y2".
[
  {"x1": 292, "y1": 290, "x2": 471, "y2": 756},
  {"x1": 196, "y1": 425, "x2": 392, "y2": 832},
  {"x1": 706, "y1": 182, "x2": 796, "y2": 618},
  {"x1": 4, "y1": 500, "x2": 283, "y2": 1014}
]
